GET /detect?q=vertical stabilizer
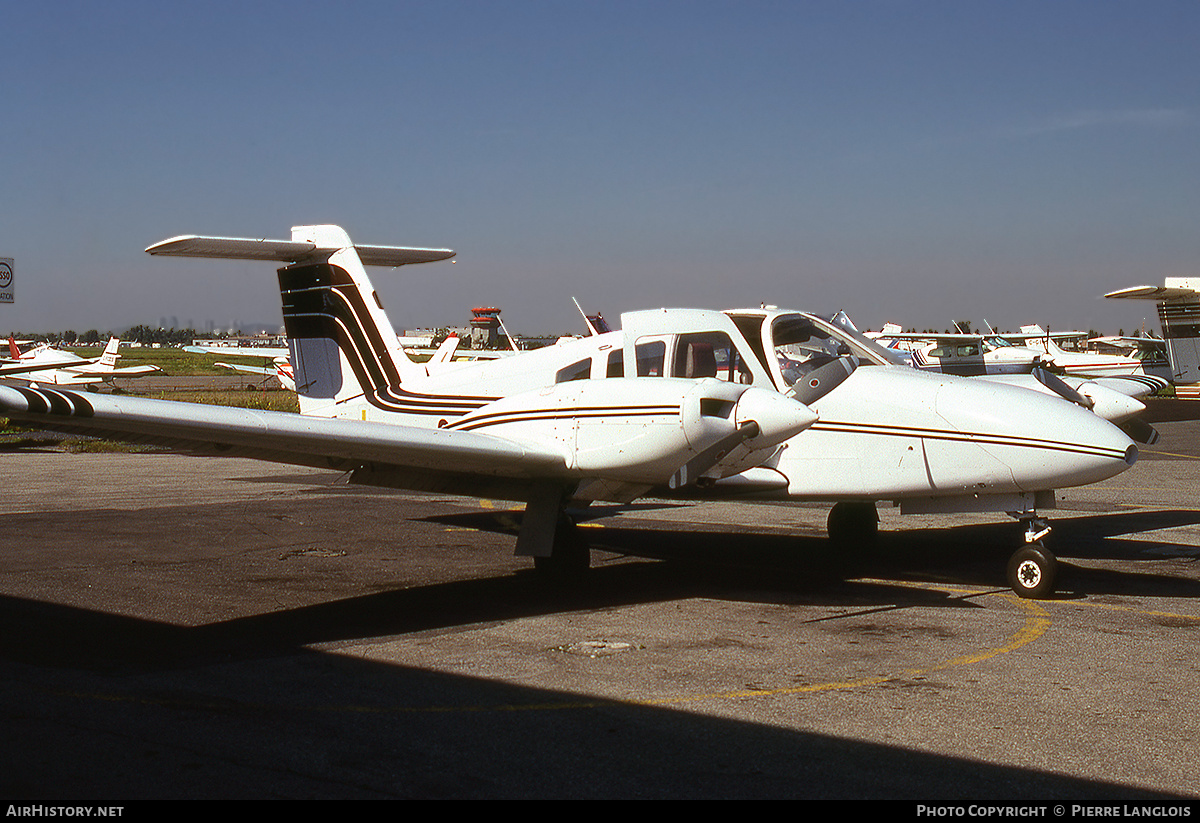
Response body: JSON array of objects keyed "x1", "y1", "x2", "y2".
[
  {"x1": 281, "y1": 225, "x2": 428, "y2": 415},
  {"x1": 98, "y1": 337, "x2": 121, "y2": 369},
  {"x1": 1106, "y1": 278, "x2": 1200, "y2": 398},
  {"x1": 145, "y1": 224, "x2": 456, "y2": 416}
]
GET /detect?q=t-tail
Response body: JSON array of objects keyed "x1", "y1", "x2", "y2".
[
  {"x1": 1106, "y1": 277, "x2": 1200, "y2": 398},
  {"x1": 145, "y1": 224, "x2": 455, "y2": 415}
]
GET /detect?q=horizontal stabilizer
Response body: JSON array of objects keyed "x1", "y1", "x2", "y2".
[
  {"x1": 146, "y1": 235, "x2": 455, "y2": 267},
  {"x1": 1105, "y1": 284, "x2": 1200, "y2": 301}
]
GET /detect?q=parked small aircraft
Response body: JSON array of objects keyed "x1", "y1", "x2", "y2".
[
  {"x1": 869, "y1": 326, "x2": 1048, "y2": 376},
  {"x1": 0, "y1": 226, "x2": 1140, "y2": 598},
  {"x1": 1, "y1": 338, "x2": 92, "y2": 378},
  {"x1": 997, "y1": 325, "x2": 1171, "y2": 393},
  {"x1": 212, "y1": 357, "x2": 297, "y2": 391},
  {"x1": 5, "y1": 336, "x2": 161, "y2": 386}
]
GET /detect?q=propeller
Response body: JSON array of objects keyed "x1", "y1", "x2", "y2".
[
  {"x1": 1119, "y1": 417, "x2": 1159, "y2": 445},
  {"x1": 1032, "y1": 366, "x2": 1093, "y2": 410},
  {"x1": 668, "y1": 419, "x2": 760, "y2": 489},
  {"x1": 669, "y1": 356, "x2": 858, "y2": 489}
]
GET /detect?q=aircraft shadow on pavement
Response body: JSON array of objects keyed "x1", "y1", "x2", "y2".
[
  {"x1": 428, "y1": 507, "x2": 1200, "y2": 602},
  {"x1": 0, "y1": 590, "x2": 1190, "y2": 801}
]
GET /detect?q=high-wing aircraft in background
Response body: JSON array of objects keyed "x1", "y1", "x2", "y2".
[
  {"x1": 1000, "y1": 325, "x2": 1171, "y2": 394},
  {"x1": 5, "y1": 336, "x2": 162, "y2": 387},
  {"x1": 0, "y1": 225, "x2": 1141, "y2": 599},
  {"x1": 869, "y1": 326, "x2": 1048, "y2": 376}
]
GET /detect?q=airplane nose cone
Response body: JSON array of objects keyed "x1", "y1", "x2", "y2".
[
  {"x1": 935, "y1": 378, "x2": 1138, "y2": 491},
  {"x1": 734, "y1": 386, "x2": 819, "y2": 448}
]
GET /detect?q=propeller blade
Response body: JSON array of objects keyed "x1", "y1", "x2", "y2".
[
  {"x1": 668, "y1": 421, "x2": 760, "y2": 490},
  {"x1": 786, "y1": 356, "x2": 857, "y2": 405},
  {"x1": 1032, "y1": 367, "x2": 1093, "y2": 410}
]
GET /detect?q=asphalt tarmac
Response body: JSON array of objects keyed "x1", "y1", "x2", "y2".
[{"x1": 1, "y1": 413, "x2": 1198, "y2": 799}]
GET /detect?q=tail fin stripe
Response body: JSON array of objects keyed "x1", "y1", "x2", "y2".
[{"x1": 281, "y1": 263, "x2": 497, "y2": 416}]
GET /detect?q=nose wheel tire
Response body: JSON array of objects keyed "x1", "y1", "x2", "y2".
[{"x1": 1007, "y1": 545, "x2": 1057, "y2": 599}]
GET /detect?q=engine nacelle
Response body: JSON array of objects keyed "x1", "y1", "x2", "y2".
[{"x1": 449, "y1": 378, "x2": 817, "y2": 485}]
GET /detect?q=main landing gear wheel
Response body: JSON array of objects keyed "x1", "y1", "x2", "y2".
[
  {"x1": 826, "y1": 501, "x2": 879, "y2": 549},
  {"x1": 1007, "y1": 545, "x2": 1057, "y2": 599}
]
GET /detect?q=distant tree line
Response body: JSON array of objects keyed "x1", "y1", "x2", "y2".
[{"x1": 8, "y1": 326, "x2": 205, "y2": 346}]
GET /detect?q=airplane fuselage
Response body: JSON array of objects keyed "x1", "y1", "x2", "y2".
[{"x1": 292, "y1": 300, "x2": 1136, "y2": 510}]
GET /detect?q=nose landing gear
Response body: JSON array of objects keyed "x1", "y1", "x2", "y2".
[{"x1": 1007, "y1": 517, "x2": 1057, "y2": 599}]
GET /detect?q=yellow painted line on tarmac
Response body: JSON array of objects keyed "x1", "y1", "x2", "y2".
[
  {"x1": 1059, "y1": 599, "x2": 1200, "y2": 622},
  {"x1": 1141, "y1": 449, "x2": 1200, "y2": 460},
  {"x1": 637, "y1": 586, "x2": 1050, "y2": 709},
  {"x1": 42, "y1": 581, "x2": 1051, "y2": 718}
]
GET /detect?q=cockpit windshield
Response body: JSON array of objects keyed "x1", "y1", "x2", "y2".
[{"x1": 769, "y1": 313, "x2": 887, "y2": 389}]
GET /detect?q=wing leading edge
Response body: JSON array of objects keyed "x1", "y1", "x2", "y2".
[{"x1": 0, "y1": 385, "x2": 565, "y2": 479}]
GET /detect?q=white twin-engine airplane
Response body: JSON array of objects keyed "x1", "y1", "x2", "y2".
[{"x1": 0, "y1": 225, "x2": 1140, "y2": 599}]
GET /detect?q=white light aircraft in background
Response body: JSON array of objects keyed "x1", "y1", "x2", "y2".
[
  {"x1": 832, "y1": 313, "x2": 1160, "y2": 446},
  {"x1": 211, "y1": 357, "x2": 297, "y2": 391},
  {"x1": 4, "y1": 336, "x2": 161, "y2": 387},
  {"x1": 869, "y1": 326, "x2": 1048, "y2": 376},
  {"x1": 1002, "y1": 324, "x2": 1171, "y2": 394},
  {"x1": 0, "y1": 225, "x2": 1142, "y2": 598}
]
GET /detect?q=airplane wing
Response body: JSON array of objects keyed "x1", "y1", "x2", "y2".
[
  {"x1": 872, "y1": 332, "x2": 985, "y2": 341},
  {"x1": 0, "y1": 385, "x2": 566, "y2": 478},
  {"x1": 0, "y1": 359, "x2": 99, "y2": 377},
  {"x1": 185, "y1": 345, "x2": 291, "y2": 358},
  {"x1": 214, "y1": 362, "x2": 275, "y2": 377},
  {"x1": 104, "y1": 365, "x2": 163, "y2": 377}
]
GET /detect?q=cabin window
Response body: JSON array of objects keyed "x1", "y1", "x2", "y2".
[
  {"x1": 606, "y1": 349, "x2": 624, "y2": 377},
  {"x1": 928, "y1": 346, "x2": 953, "y2": 359},
  {"x1": 672, "y1": 332, "x2": 750, "y2": 383},
  {"x1": 956, "y1": 345, "x2": 979, "y2": 357},
  {"x1": 635, "y1": 339, "x2": 666, "y2": 376},
  {"x1": 555, "y1": 358, "x2": 592, "y2": 383}
]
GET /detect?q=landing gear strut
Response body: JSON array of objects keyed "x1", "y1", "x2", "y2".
[
  {"x1": 1007, "y1": 516, "x2": 1058, "y2": 599},
  {"x1": 532, "y1": 513, "x2": 590, "y2": 581},
  {"x1": 516, "y1": 483, "x2": 590, "y2": 582}
]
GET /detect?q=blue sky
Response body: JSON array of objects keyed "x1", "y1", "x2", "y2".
[{"x1": 4, "y1": 1, "x2": 1198, "y2": 337}]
